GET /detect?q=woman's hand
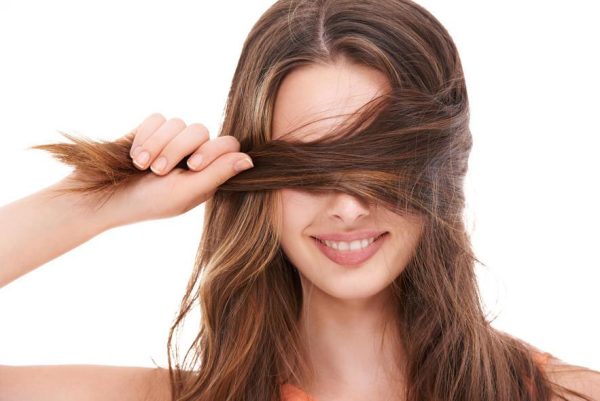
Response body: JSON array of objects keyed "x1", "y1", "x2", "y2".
[{"x1": 85, "y1": 112, "x2": 253, "y2": 228}]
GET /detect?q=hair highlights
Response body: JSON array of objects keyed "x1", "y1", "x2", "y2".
[{"x1": 30, "y1": 1, "x2": 598, "y2": 400}]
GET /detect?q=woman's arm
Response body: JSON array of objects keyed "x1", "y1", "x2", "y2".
[
  {"x1": 0, "y1": 364, "x2": 171, "y2": 401},
  {"x1": 545, "y1": 362, "x2": 600, "y2": 401},
  {"x1": 0, "y1": 175, "x2": 115, "y2": 288},
  {"x1": 0, "y1": 113, "x2": 254, "y2": 290}
]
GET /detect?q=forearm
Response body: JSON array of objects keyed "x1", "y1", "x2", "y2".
[{"x1": 0, "y1": 177, "x2": 113, "y2": 288}]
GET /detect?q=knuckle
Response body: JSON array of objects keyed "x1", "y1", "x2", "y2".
[
  {"x1": 168, "y1": 117, "x2": 186, "y2": 129},
  {"x1": 188, "y1": 122, "x2": 208, "y2": 135},
  {"x1": 149, "y1": 112, "x2": 165, "y2": 121},
  {"x1": 188, "y1": 124, "x2": 210, "y2": 142},
  {"x1": 145, "y1": 113, "x2": 166, "y2": 129},
  {"x1": 223, "y1": 135, "x2": 241, "y2": 150}
]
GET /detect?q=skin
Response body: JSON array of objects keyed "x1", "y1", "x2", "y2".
[
  {"x1": 0, "y1": 113, "x2": 254, "y2": 286},
  {"x1": 0, "y1": 112, "x2": 252, "y2": 400},
  {"x1": 272, "y1": 56, "x2": 425, "y2": 400},
  {"x1": 1, "y1": 59, "x2": 598, "y2": 401}
]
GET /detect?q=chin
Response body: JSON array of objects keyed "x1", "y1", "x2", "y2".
[{"x1": 299, "y1": 272, "x2": 394, "y2": 302}]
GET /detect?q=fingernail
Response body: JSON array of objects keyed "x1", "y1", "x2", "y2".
[
  {"x1": 233, "y1": 158, "x2": 254, "y2": 172},
  {"x1": 135, "y1": 150, "x2": 150, "y2": 168},
  {"x1": 187, "y1": 154, "x2": 204, "y2": 169},
  {"x1": 151, "y1": 156, "x2": 167, "y2": 173},
  {"x1": 131, "y1": 146, "x2": 142, "y2": 158}
]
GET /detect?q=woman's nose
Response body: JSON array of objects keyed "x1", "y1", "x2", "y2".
[{"x1": 327, "y1": 192, "x2": 371, "y2": 223}]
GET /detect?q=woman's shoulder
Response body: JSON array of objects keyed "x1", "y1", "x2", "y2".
[
  {"x1": 536, "y1": 351, "x2": 600, "y2": 401},
  {"x1": 279, "y1": 351, "x2": 600, "y2": 401}
]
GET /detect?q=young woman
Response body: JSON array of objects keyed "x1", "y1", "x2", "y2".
[{"x1": 1, "y1": 0, "x2": 599, "y2": 400}]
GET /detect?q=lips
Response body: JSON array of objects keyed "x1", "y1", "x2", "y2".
[
  {"x1": 311, "y1": 232, "x2": 388, "y2": 266},
  {"x1": 312, "y1": 230, "x2": 387, "y2": 242}
]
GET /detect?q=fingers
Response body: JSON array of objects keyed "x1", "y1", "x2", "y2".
[
  {"x1": 130, "y1": 113, "x2": 166, "y2": 158},
  {"x1": 178, "y1": 150, "x2": 254, "y2": 202},
  {"x1": 127, "y1": 113, "x2": 253, "y2": 184},
  {"x1": 135, "y1": 117, "x2": 184, "y2": 171},
  {"x1": 148, "y1": 123, "x2": 210, "y2": 175},
  {"x1": 185, "y1": 135, "x2": 241, "y2": 171},
  {"x1": 132, "y1": 116, "x2": 187, "y2": 170}
]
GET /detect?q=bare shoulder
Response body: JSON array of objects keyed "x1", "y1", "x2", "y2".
[
  {"x1": 0, "y1": 364, "x2": 171, "y2": 401},
  {"x1": 542, "y1": 358, "x2": 600, "y2": 401}
]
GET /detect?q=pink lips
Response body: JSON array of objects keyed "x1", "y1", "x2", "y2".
[{"x1": 312, "y1": 233, "x2": 388, "y2": 266}]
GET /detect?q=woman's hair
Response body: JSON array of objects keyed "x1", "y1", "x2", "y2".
[{"x1": 30, "y1": 0, "x2": 598, "y2": 400}]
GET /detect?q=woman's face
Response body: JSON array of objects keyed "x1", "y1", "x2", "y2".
[{"x1": 271, "y1": 58, "x2": 424, "y2": 301}]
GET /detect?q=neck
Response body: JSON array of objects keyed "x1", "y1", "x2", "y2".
[{"x1": 297, "y1": 280, "x2": 407, "y2": 399}]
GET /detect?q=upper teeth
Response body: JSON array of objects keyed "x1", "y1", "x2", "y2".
[{"x1": 318, "y1": 236, "x2": 379, "y2": 251}]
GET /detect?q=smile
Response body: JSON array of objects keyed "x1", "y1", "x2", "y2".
[{"x1": 311, "y1": 233, "x2": 388, "y2": 266}]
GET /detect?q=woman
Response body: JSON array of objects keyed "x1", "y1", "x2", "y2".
[{"x1": 1, "y1": 0, "x2": 598, "y2": 400}]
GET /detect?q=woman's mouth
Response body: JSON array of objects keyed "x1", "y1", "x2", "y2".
[{"x1": 311, "y1": 233, "x2": 388, "y2": 266}]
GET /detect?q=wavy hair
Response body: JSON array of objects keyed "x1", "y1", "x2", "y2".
[{"x1": 30, "y1": 0, "x2": 598, "y2": 400}]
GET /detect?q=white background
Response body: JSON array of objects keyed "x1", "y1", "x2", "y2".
[{"x1": 0, "y1": 1, "x2": 598, "y2": 370}]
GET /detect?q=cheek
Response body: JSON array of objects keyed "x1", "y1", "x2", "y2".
[
  {"x1": 279, "y1": 189, "x2": 321, "y2": 255},
  {"x1": 280, "y1": 189, "x2": 319, "y2": 231},
  {"x1": 388, "y1": 215, "x2": 424, "y2": 262}
]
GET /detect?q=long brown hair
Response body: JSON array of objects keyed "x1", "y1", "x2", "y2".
[{"x1": 30, "y1": 0, "x2": 598, "y2": 400}]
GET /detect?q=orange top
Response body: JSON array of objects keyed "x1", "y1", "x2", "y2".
[
  {"x1": 280, "y1": 351, "x2": 553, "y2": 401},
  {"x1": 280, "y1": 383, "x2": 318, "y2": 401}
]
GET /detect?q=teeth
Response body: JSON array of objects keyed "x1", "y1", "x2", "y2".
[{"x1": 319, "y1": 236, "x2": 379, "y2": 251}]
